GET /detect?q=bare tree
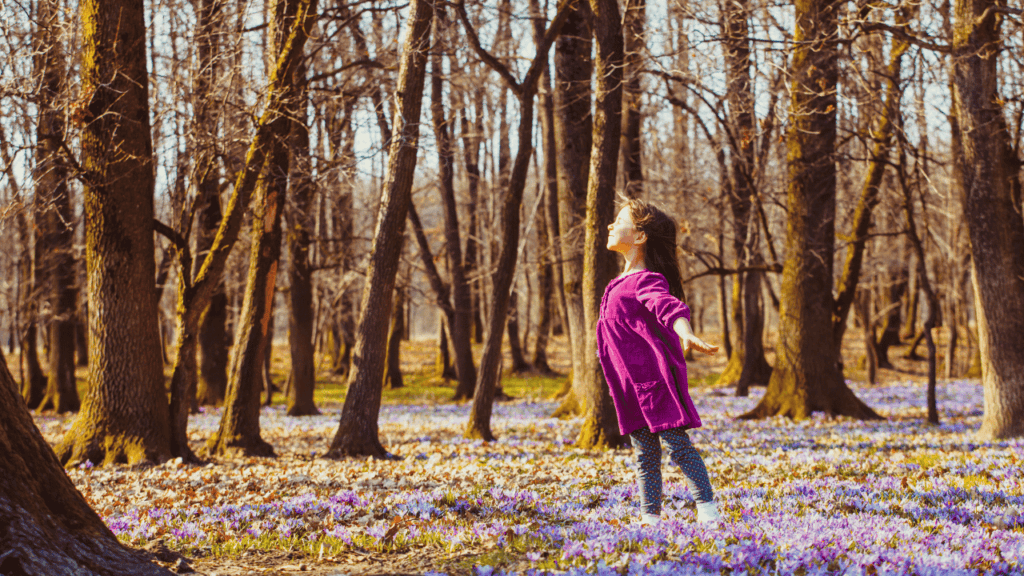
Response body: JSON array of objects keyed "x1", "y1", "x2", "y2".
[
  {"x1": 742, "y1": 0, "x2": 878, "y2": 421},
  {"x1": 459, "y1": 0, "x2": 572, "y2": 440},
  {"x1": 327, "y1": 0, "x2": 434, "y2": 458},
  {"x1": 952, "y1": 0, "x2": 1024, "y2": 439},
  {"x1": 207, "y1": 0, "x2": 319, "y2": 457}
]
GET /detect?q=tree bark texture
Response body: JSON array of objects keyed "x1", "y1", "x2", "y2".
[
  {"x1": 952, "y1": 0, "x2": 1024, "y2": 439},
  {"x1": 743, "y1": 0, "x2": 878, "y2": 420},
  {"x1": 620, "y1": 0, "x2": 644, "y2": 198},
  {"x1": 577, "y1": 0, "x2": 626, "y2": 449},
  {"x1": 327, "y1": 0, "x2": 433, "y2": 458},
  {"x1": 57, "y1": 0, "x2": 172, "y2": 465},
  {"x1": 552, "y1": 0, "x2": 593, "y2": 416},
  {"x1": 0, "y1": 354, "x2": 172, "y2": 576},
  {"x1": 34, "y1": 0, "x2": 79, "y2": 414}
]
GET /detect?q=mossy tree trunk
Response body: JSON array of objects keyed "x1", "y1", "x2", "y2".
[
  {"x1": 460, "y1": 0, "x2": 573, "y2": 440},
  {"x1": 952, "y1": 0, "x2": 1024, "y2": 439},
  {"x1": 742, "y1": 0, "x2": 878, "y2": 421},
  {"x1": 166, "y1": 0, "x2": 316, "y2": 460},
  {"x1": 327, "y1": 0, "x2": 433, "y2": 458},
  {"x1": 551, "y1": 0, "x2": 592, "y2": 417},
  {"x1": 577, "y1": 0, "x2": 626, "y2": 450},
  {"x1": 34, "y1": 0, "x2": 79, "y2": 414},
  {"x1": 207, "y1": 0, "x2": 315, "y2": 458},
  {"x1": 832, "y1": 4, "x2": 913, "y2": 356},
  {"x1": 0, "y1": 354, "x2": 172, "y2": 575},
  {"x1": 56, "y1": 0, "x2": 173, "y2": 466}
]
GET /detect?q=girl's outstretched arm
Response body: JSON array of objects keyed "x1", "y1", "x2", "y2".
[{"x1": 672, "y1": 317, "x2": 719, "y2": 356}]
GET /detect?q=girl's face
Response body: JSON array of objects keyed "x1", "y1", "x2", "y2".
[{"x1": 607, "y1": 206, "x2": 645, "y2": 254}]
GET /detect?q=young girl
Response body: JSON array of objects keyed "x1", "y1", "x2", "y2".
[{"x1": 597, "y1": 198, "x2": 721, "y2": 525}]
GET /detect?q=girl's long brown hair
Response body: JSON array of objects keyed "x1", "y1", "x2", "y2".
[{"x1": 625, "y1": 198, "x2": 686, "y2": 302}]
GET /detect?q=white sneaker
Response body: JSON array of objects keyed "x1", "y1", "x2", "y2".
[
  {"x1": 696, "y1": 501, "x2": 721, "y2": 523},
  {"x1": 640, "y1": 512, "x2": 661, "y2": 525}
]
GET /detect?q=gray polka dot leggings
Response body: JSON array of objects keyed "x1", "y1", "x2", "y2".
[{"x1": 629, "y1": 426, "x2": 714, "y2": 514}]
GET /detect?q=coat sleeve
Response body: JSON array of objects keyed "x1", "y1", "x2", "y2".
[{"x1": 635, "y1": 272, "x2": 691, "y2": 329}]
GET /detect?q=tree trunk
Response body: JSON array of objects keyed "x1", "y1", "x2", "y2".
[
  {"x1": 577, "y1": 0, "x2": 626, "y2": 450},
  {"x1": 383, "y1": 282, "x2": 406, "y2": 390},
  {"x1": 20, "y1": 322, "x2": 46, "y2": 410},
  {"x1": 327, "y1": 0, "x2": 433, "y2": 458},
  {"x1": 285, "y1": 59, "x2": 319, "y2": 417},
  {"x1": 0, "y1": 354, "x2": 172, "y2": 575},
  {"x1": 952, "y1": 0, "x2": 1024, "y2": 439},
  {"x1": 429, "y1": 9, "x2": 477, "y2": 398},
  {"x1": 874, "y1": 261, "x2": 905, "y2": 368},
  {"x1": 507, "y1": 290, "x2": 531, "y2": 373},
  {"x1": 461, "y1": 0, "x2": 572, "y2": 440},
  {"x1": 832, "y1": 4, "x2": 912, "y2": 351},
  {"x1": 717, "y1": 0, "x2": 771, "y2": 395},
  {"x1": 459, "y1": 92, "x2": 486, "y2": 348},
  {"x1": 619, "y1": 0, "x2": 644, "y2": 198},
  {"x1": 193, "y1": 0, "x2": 230, "y2": 408},
  {"x1": 33, "y1": 0, "x2": 79, "y2": 414},
  {"x1": 529, "y1": 0, "x2": 561, "y2": 376},
  {"x1": 551, "y1": 0, "x2": 592, "y2": 417},
  {"x1": 854, "y1": 288, "x2": 878, "y2": 385},
  {"x1": 435, "y1": 314, "x2": 457, "y2": 380},
  {"x1": 163, "y1": 0, "x2": 316, "y2": 460},
  {"x1": 56, "y1": 0, "x2": 172, "y2": 466},
  {"x1": 742, "y1": 0, "x2": 878, "y2": 421},
  {"x1": 206, "y1": 0, "x2": 317, "y2": 457}
]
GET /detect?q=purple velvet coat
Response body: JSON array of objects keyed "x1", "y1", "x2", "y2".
[{"x1": 596, "y1": 270, "x2": 703, "y2": 435}]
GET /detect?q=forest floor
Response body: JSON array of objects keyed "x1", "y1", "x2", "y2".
[{"x1": 33, "y1": 331, "x2": 1023, "y2": 576}]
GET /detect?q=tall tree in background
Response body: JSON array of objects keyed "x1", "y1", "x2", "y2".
[
  {"x1": 577, "y1": 0, "x2": 625, "y2": 449},
  {"x1": 327, "y1": 0, "x2": 434, "y2": 458},
  {"x1": 207, "y1": 0, "x2": 316, "y2": 457},
  {"x1": 716, "y1": 0, "x2": 772, "y2": 396},
  {"x1": 461, "y1": 0, "x2": 572, "y2": 440},
  {"x1": 742, "y1": 0, "x2": 877, "y2": 420},
  {"x1": 166, "y1": 0, "x2": 318, "y2": 459},
  {"x1": 56, "y1": 0, "x2": 173, "y2": 465},
  {"x1": 0, "y1": 354, "x2": 172, "y2": 575},
  {"x1": 429, "y1": 7, "x2": 477, "y2": 397},
  {"x1": 551, "y1": 0, "x2": 592, "y2": 416},
  {"x1": 620, "y1": 0, "x2": 644, "y2": 197},
  {"x1": 34, "y1": 0, "x2": 78, "y2": 413},
  {"x1": 192, "y1": 0, "x2": 230, "y2": 408},
  {"x1": 952, "y1": 0, "x2": 1024, "y2": 439},
  {"x1": 285, "y1": 54, "x2": 319, "y2": 416}
]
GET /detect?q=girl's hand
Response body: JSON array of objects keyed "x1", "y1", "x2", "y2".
[
  {"x1": 672, "y1": 317, "x2": 719, "y2": 356},
  {"x1": 681, "y1": 334, "x2": 719, "y2": 356}
]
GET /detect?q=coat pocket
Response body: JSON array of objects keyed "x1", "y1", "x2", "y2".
[{"x1": 633, "y1": 380, "x2": 676, "y2": 423}]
